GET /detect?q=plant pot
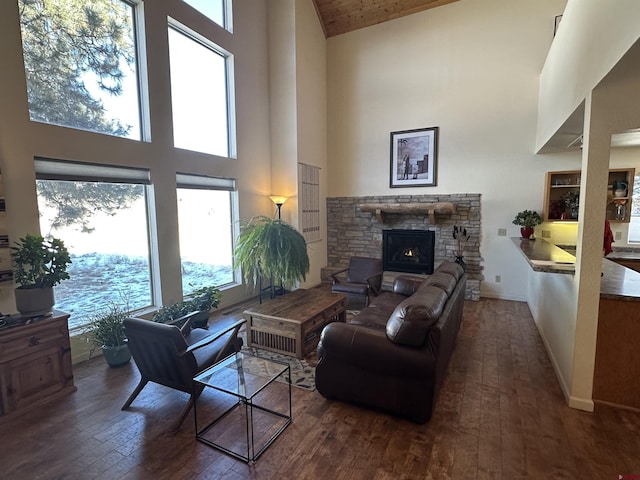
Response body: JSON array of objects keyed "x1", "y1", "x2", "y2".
[
  {"x1": 520, "y1": 227, "x2": 535, "y2": 239},
  {"x1": 190, "y1": 310, "x2": 210, "y2": 329},
  {"x1": 102, "y1": 343, "x2": 131, "y2": 368},
  {"x1": 14, "y1": 286, "x2": 55, "y2": 317}
]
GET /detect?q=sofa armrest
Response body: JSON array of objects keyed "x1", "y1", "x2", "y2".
[{"x1": 318, "y1": 322, "x2": 434, "y2": 378}]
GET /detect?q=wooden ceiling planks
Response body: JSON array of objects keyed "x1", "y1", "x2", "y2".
[{"x1": 313, "y1": 0, "x2": 459, "y2": 37}]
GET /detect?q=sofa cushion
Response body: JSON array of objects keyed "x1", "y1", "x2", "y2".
[
  {"x1": 393, "y1": 275, "x2": 426, "y2": 297},
  {"x1": 385, "y1": 286, "x2": 448, "y2": 347},
  {"x1": 421, "y1": 273, "x2": 456, "y2": 296},
  {"x1": 347, "y1": 307, "x2": 389, "y2": 331},
  {"x1": 435, "y1": 261, "x2": 464, "y2": 280}
]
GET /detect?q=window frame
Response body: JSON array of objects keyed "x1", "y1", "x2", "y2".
[
  {"x1": 34, "y1": 158, "x2": 156, "y2": 328},
  {"x1": 167, "y1": 19, "x2": 237, "y2": 159},
  {"x1": 175, "y1": 173, "x2": 239, "y2": 294}
]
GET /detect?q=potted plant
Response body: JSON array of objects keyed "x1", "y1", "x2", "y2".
[
  {"x1": 512, "y1": 210, "x2": 543, "y2": 239},
  {"x1": 87, "y1": 303, "x2": 131, "y2": 367},
  {"x1": 562, "y1": 191, "x2": 580, "y2": 219},
  {"x1": 152, "y1": 285, "x2": 222, "y2": 328},
  {"x1": 10, "y1": 234, "x2": 71, "y2": 317},
  {"x1": 233, "y1": 216, "x2": 310, "y2": 291}
]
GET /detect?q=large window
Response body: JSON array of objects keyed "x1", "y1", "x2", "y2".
[
  {"x1": 18, "y1": 0, "x2": 142, "y2": 140},
  {"x1": 176, "y1": 174, "x2": 236, "y2": 294},
  {"x1": 36, "y1": 160, "x2": 153, "y2": 329},
  {"x1": 168, "y1": 23, "x2": 233, "y2": 157}
]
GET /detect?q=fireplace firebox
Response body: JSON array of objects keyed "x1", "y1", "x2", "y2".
[{"x1": 382, "y1": 229, "x2": 435, "y2": 275}]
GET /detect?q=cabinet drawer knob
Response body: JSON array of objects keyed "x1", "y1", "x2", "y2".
[{"x1": 29, "y1": 336, "x2": 40, "y2": 346}]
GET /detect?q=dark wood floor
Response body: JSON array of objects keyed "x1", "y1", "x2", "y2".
[{"x1": 1, "y1": 297, "x2": 639, "y2": 479}]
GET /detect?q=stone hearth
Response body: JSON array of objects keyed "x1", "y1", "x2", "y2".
[{"x1": 324, "y1": 194, "x2": 482, "y2": 300}]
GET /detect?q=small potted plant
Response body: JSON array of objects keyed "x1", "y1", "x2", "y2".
[
  {"x1": 512, "y1": 210, "x2": 543, "y2": 239},
  {"x1": 562, "y1": 191, "x2": 580, "y2": 219},
  {"x1": 10, "y1": 234, "x2": 72, "y2": 317},
  {"x1": 152, "y1": 285, "x2": 222, "y2": 329},
  {"x1": 87, "y1": 303, "x2": 131, "y2": 367}
]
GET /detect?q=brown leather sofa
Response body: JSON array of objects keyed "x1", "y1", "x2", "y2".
[{"x1": 316, "y1": 261, "x2": 466, "y2": 423}]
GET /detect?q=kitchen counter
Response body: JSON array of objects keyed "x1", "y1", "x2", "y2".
[
  {"x1": 512, "y1": 237, "x2": 640, "y2": 301},
  {"x1": 511, "y1": 237, "x2": 575, "y2": 274}
]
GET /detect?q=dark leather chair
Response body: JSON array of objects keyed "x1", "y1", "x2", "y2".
[
  {"x1": 122, "y1": 312, "x2": 245, "y2": 430},
  {"x1": 331, "y1": 256, "x2": 383, "y2": 307}
]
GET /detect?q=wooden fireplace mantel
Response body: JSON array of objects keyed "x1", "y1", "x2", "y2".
[{"x1": 359, "y1": 202, "x2": 457, "y2": 225}]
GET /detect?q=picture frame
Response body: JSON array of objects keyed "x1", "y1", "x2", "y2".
[{"x1": 390, "y1": 127, "x2": 438, "y2": 188}]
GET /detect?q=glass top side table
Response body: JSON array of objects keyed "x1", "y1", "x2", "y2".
[{"x1": 193, "y1": 352, "x2": 292, "y2": 463}]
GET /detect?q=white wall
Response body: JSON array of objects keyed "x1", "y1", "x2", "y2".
[
  {"x1": 294, "y1": 0, "x2": 328, "y2": 288},
  {"x1": 326, "y1": 0, "x2": 570, "y2": 301},
  {"x1": 267, "y1": 0, "x2": 328, "y2": 288},
  {"x1": 537, "y1": 0, "x2": 640, "y2": 151}
]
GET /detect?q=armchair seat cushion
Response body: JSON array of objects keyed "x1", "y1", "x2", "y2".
[{"x1": 331, "y1": 283, "x2": 369, "y2": 296}]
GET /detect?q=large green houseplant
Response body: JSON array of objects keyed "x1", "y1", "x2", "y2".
[
  {"x1": 10, "y1": 234, "x2": 71, "y2": 316},
  {"x1": 87, "y1": 303, "x2": 131, "y2": 367},
  {"x1": 234, "y1": 216, "x2": 310, "y2": 291}
]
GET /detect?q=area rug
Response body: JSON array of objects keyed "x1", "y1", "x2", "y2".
[
  {"x1": 240, "y1": 345, "x2": 317, "y2": 391},
  {"x1": 237, "y1": 310, "x2": 359, "y2": 392}
]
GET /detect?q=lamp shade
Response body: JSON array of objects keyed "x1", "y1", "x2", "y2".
[{"x1": 269, "y1": 195, "x2": 288, "y2": 205}]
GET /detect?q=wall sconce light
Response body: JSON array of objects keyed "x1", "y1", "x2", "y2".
[{"x1": 269, "y1": 195, "x2": 288, "y2": 219}]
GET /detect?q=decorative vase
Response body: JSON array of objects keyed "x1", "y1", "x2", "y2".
[
  {"x1": 102, "y1": 343, "x2": 131, "y2": 368},
  {"x1": 14, "y1": 286, "x2": 55, "y2": 317},
  {"x1": 520, "y1": 227, "x2": 534, "y2": 239},
  {"x1": 454, "y1": 255, "x2": 466, "y2": 270}
]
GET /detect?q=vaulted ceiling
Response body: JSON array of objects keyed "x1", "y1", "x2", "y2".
[{"x1": 312, "y1": 0, "x2": 460, "y2": 37}]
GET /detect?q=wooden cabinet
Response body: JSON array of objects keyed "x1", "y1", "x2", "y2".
[
  {"x1": 0, "y1": 312, "x2": 75, "y2": 420},
  {"x1": 543, "y1": 168, "x2": 635, "y2": 223}
]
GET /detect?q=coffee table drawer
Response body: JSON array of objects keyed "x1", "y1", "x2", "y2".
[
  {"x1": 323, "y1": 301, "x2": 345, "y2": 320},
  {"x1": 249, "y1": 316, "x2": 297, "y2": 335}
]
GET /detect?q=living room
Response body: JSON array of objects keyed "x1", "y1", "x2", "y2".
[{"x1": 1, "y1": 0, "x2": 640, "y2": 477}]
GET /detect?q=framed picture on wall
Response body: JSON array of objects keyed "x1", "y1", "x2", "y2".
[{"x1": 390, "y1": 127, "x2": 438, "y2": 188}]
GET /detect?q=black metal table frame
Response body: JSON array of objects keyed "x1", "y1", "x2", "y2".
[{"x1": 193, "y1": 355, "x2": 292, "y2": 463}]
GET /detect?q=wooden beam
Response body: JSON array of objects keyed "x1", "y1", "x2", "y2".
[{"x1": 359, "y1": 202, "x2": 456, "y2": 224}]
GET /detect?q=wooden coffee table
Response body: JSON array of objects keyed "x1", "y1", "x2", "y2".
[{"x1": 243, "y1": 288, "x2": 346, "y2": 359}]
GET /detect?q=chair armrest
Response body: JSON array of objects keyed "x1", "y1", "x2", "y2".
[
  {"x1": 365, "y1": 270, "x2": 383, "y2": 295},
  {"x1": 180, "y1": 319, "x2": 246, "y2": 357},
  {"x1": 331, "y1": 268, "x2": 349, "y2": 284},
  {"x1": 166, "y1": 311, "x2": 201, "y2": 335}
]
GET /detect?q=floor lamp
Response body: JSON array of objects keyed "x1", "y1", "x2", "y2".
[{"x1": 259, "y1": 195, "x2": 289, "y2": 302}]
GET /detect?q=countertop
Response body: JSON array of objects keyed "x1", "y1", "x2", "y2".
[{"x1": 512, "y1": 237, "x2": 640, "y2": 301}]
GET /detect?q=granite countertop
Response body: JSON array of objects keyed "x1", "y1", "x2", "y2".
[
  {"x1": 512, "y1": 238, "x2": 640, "y2": 301},
  {"x1": 511, "y1": 238, "x2": 575, "y2": 274}
]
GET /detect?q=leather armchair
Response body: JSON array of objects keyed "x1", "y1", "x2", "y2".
[
  {"x1": 122, "y1": 312, "x2": 245, "y2": 430},
  {"x1": 331, "y1": 256, "x2": 383, "y2": 307}
]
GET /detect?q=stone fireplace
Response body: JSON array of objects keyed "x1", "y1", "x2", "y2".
[{"x1": 324, "y1": 193, "x2": 482, "y2": 300}]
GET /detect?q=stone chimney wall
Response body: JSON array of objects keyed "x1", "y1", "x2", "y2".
[{"x1": 325, "y1": 194, "x2": 482, "y2": 300}]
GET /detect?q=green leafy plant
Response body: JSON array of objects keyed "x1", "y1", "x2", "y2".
[
  {"x1": 512, "y1": 210, "x2": 543, "y2": 228},
  {"x1": 152, "y1": 286, "x2": 222, "y2": 324},
  {"x1": 10, "y1": 234, "x2": 72, "y2": 289},
  {"x1": 87, "y1": 303, "x2": 128, "y2": 348},
  {"x1": 234, "y1": 216, "x2": 310, "y2": 288}
]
